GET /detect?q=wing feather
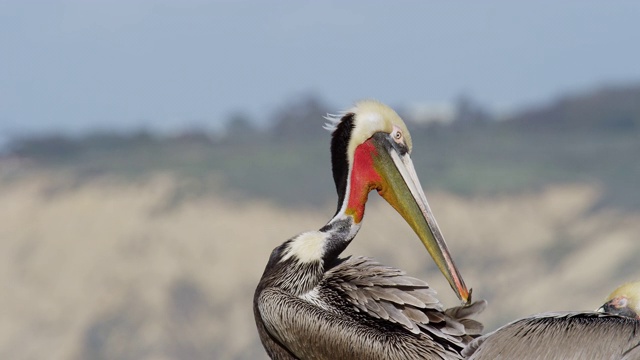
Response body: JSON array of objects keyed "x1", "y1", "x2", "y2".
[
  {"x1": 257, "y1": 255, "x2": 486, "y2": 359},
  {"x1": 323, "y1": 256, "x2": 485, "y2": 344},
  {"x1": 464, "y1": 312, "x2": 640, "y2": 359}
]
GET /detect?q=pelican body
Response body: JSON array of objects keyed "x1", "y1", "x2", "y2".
[
  {"x1": 254, "y1": 101, "x2": 484, "y2": 359},
  {"x1": 463, "y1": 282, "x2": 640, "y2": 359}
]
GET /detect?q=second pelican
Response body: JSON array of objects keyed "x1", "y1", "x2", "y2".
[{"x1": 464, "y1": 282, "x2": 640, "y2": 359}]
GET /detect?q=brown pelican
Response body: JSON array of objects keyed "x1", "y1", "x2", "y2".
[
  {"x1": 463, "y1": 281, "x2": 640, "y2": 359},
  {"x1": 254, "y1": 100, "x2": 485, "y2": 359}
]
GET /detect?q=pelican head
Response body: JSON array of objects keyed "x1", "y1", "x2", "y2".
[
  {"x1": 598, "y1": 282, "x2": 640, "y2": 319},
  {"x1": 323, "y1": 100, "x2": 470, "y2": 303}
]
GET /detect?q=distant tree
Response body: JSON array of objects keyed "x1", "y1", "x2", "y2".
[
  {"x1": 269, "y1": 94, "x2": 331, "y2": 141},
  {"x1": 9, "y1": 134, "x2": 79, "y2": 160},
  {"x1": 453, "y1": 94, "x2": 490, "y2": 126},
  {"x1": 171, "y1": 129, "x2": 214, "y2": 145},
  {"x1": 80, "y1": 130, "x2": 158, "y2": 150},
  {"x1": 224, "y1": 112, "x2": 261, "y2": 144},
  {"x1": 227, "y1": 112, "x2": 257, "y2": 134}
]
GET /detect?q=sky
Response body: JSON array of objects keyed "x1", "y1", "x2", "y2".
[{"x1": 1, "y1": 1, "x2": 640, "y2": 137}]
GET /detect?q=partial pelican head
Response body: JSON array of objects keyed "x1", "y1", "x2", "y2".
[{"x1": 598, "y1": 282, "x2": 640, "y2": 319}]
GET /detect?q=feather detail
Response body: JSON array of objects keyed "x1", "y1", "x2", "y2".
[
  {"x1": 322, "y1": 256, "x2": 485, "y2": 341},
  {"x1": 463, "y1": 312, "x2": 640, "y2": 359},
  {"x1": 323, "y1": 113, "x2": 345, "y2": 132}
]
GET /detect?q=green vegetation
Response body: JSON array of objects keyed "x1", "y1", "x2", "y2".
[
  {"x1": 412, "y1": 124, "x2": 640, "y2": 208},
  {"x1": 6, "y1": 84, "x2": 640, "y2": 209}
]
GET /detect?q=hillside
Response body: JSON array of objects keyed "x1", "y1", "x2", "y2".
[{"x1": 1, "y1": 174, "x2": 638, "y2": 359}]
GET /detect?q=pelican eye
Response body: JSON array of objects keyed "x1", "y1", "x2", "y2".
[
  {"x1": 615, "y1": 296, "x2": 628, "y2": 308},
  {"x1": 392, "y1": 129, "x2": 403, "y2": 143}
]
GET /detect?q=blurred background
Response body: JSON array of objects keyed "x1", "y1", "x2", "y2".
[{"x1": 2, "y1": 1, "x2": 640, "y2": 359}]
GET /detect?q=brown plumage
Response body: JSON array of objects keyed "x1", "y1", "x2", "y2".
[
  {"x1": 256, "y1": 256, "x2": 485, "y2": 360},
  {"x1": 463, "y1": 282, "x2": 640, "y2": 360},
  {"x1": 254, "y1": 101, "x2": 484, "y2": 359}
]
